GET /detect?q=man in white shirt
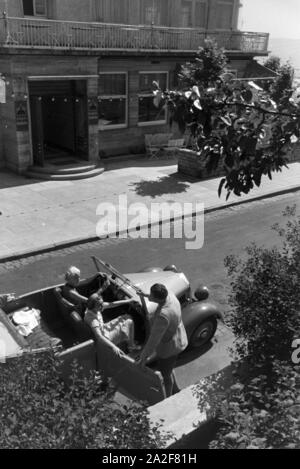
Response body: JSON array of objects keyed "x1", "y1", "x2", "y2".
[{"x1": 137, "y1": 284, "x2": 188, "y2": 397}]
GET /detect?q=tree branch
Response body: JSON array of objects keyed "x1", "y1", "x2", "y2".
[{"x1": 224, "y1": 100, "x2": 299, "y2": 118}]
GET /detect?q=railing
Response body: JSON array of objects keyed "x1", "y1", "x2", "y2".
[{"x1": 0, "y1": 16, "x2": 269, "y2": 54}]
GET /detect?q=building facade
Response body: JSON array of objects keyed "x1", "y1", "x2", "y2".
[{"x1": 0, "y1": 0, "x2": 270, "y2": 173}]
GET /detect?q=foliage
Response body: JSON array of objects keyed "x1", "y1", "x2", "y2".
[
  {"x1": 263, "y1": 55, "x2": 295, "y2": 102},
  {"x1": 153, "y1": 40, "x2": 300, "y2": 199},
  {"x1": 263, "y1": 55, "x2": 281, "y2": 73},
  {"x1": 224, "y1": 205, "x2": 300, "y2": 361},
  {"x1": 200, "y1": 207, "x2": 300, "y2": 449},
  {"x1": 0, "y1": 351, "x2": 168, "y2": 449},
  {"x1": 206, "y1": 360, "x2": 300, "y2": 449}
]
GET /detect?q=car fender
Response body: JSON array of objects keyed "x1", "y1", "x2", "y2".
[{"x1": 182, "y1": 301, "x2": 223, "y2": 339}]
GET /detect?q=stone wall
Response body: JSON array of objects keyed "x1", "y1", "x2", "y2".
[
  {"x1": 177, "y1": 146, "x2": 300, "y2": 180},
  {"x1": 288, "y1": 143, "x2": 300, "y2": 163},
  {"x1": 177, "y1": 149, "x2": 225, "y2": 179}
]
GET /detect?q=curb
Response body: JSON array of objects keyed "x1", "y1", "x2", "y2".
[{"x1": 1, "y1": 184, "x2": 300, "y2": 263}]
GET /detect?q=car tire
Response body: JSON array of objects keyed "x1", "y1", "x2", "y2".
[{"x1": 189, "y1": 317, "x2": 217, "y2": 348}]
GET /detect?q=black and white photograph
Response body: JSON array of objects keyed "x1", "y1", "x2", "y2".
[{"x1": 0, "y1": 0, "x2": 299, "y2": 453}]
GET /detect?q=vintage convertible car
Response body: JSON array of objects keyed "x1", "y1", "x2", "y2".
[{"x1": 0, "y1": 257, "x2": 222, "y2": 405}]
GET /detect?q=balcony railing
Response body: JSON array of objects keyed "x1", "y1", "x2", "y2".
[{"x1": 0, "y1": 16, "x2": 269, "y2": 54}]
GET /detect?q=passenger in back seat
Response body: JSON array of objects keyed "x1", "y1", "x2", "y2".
[{"x1": 62, "y1": 266, "x2": 110, "y2": 315}]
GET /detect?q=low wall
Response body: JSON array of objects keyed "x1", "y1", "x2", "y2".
[
  {"x1": 177, "y1": 146, "x2": 300, "y2": 179},
  {"x1": 177, "y1": 149, "x2": 225, "y2": 179},
  {"x1": 148, "y1": 364, "x2": 234, "y2": 449}
]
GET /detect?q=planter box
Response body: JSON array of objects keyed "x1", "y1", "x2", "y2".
[
  {"x1": 177, "y1": 145, "x2": 300, "y2": 180},
  {"x1": 177, "y1": 148, "x2": 225, "y2": 179},
  {"x1": 288, "y1": 143, "x2": 300, "y2": 163}
]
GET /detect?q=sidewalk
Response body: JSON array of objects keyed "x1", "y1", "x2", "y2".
[{"x1": 1, "y1": 157, "x2": 300, "y2": 261}]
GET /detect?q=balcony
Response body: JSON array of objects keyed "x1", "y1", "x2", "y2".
[{"x1": 0, "y1": 16, "x2": 269, "y2": 55}]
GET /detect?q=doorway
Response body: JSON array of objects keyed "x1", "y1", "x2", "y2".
[{"x1": 29, "y1": 80, "x2": 89, "y2": 166}]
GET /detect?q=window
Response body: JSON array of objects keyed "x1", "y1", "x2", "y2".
[
  {"x1": 23, "y1": 0, "x2": 47, "y2": 17},
  {"x1": 194, "y1": 1, "x2": 207, "y2": 28},
  {"x1": 216, "y1": 0, "x2": 234, "y2": 29},
  {"x1": 181, "y1": 0, "x2": 207, "y2": 28},
  {"x1": 98, "y1": 73, "x2": 128, "y2": 130},
  {"x1": 181, "y1": 1, "x2": 193, "y2": 27},
  {"x1": 143, "y1": 0, "x2": 167, "y2": 25},
  {"x1": 138, "y1": 72, "x2": 168, "y2": 126}
]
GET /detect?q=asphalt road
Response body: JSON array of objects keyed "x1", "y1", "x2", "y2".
[{"x1": 1, "y1": 191, "x2": 299, "y2": 388}]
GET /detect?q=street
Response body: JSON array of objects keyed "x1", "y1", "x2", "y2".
[{"x1": 1, "y1": 191, "x2": 299, "y2": 389}]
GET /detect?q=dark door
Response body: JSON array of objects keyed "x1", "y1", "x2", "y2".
[
  {"x1": 30, "y1": 96, "x2": 45, "y2": 166},
  {"x1": 29, "y1": 80, "x2": 88, "y2": 163}
]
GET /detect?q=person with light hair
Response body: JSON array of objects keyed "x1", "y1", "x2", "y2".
[
  {"x1": 84, "y1": 293, "x2": 140, "y2": 353},
  {"x1": 62, "y1": 266, "x2": 110, "y2": 313}
]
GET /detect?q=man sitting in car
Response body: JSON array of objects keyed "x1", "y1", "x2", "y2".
[{"x1": 62, "y1": 266, "x2": 110, "y2": 315}]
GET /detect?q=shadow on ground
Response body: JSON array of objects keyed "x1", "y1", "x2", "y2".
[
  {"x1": 176, "y1": 341, "x2": 214, "y2": 367},
  {"x1": 0, "y1": 169, "x2": 41, "y2": 189},
  {"x1": 130, "y1": 174, "x2": 192, "y2": 198},
  {"x1": 104, "y1": 155, "x2": 179, "y2": 171}
]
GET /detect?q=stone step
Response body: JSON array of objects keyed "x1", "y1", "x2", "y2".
[
  {"x1": 25, "y1": 166, "x2": 105, "y2": 181},
  {"x1": 27, "y1": 163, "x2": 97, "y2": 175}
]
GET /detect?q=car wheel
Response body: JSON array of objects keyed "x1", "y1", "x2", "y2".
[{"x1": 189, "y1": 318, "x2": 217, "y2": 348}]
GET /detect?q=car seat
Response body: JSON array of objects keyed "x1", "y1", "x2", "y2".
[{"x1": 54, "y1": 287, "x2": 92, "y2": 342}]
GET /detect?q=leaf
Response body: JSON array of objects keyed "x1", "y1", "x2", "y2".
[
  {"x1": 241, "y1": 89, "x2": 253, "y2": 103},
  {"x1": 153, "y1": 92, "x2": 162, "y2": 108},
  {"x1": 193, "y1": 99, "x2": 202, "y2": 110},
  {"x1": 220, "y1": 116, "x2": 232, "y2": 126},
  {"x1": 218, "y1": 178, "x2": 226, "y2": 198},
  {"x1": 290, "y1": 134, "x2": 298, "y2": 143},
  {"x1": 253, "y1": 172, "x2": 262, "y2": 187},
  {"x1": 224, "y1": 153, "x2": 235, "y2": 168},
  {"x1": 192, "y1": 85, "x2": 201, "y2": 97},
  {"x1": 239, "y1": 136, "x2": 257, "y2": 156}
]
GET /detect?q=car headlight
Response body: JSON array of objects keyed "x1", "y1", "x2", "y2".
[
  {"x1": 194, "y1": 285, "x2": 209, "y2": 301},
  {"x1": 164, "y1": 265, "x2": 178, "y2": 273}
]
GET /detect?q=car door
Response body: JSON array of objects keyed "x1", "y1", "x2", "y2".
[
  {"x1": 58, "y1": 339, "x2": 166, "y2": 406},
  {"x1": 95, "y1": 337, "x2": 166, "y2": 405}
]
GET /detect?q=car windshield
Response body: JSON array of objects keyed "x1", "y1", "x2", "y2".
[{"x1": 91, "y1": 256, "x2": 141, "y2": 295}]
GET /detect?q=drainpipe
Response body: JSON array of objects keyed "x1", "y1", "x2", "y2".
[
  {"x1": 205, "y1": 0, "x2": 211, "y2": 39},
  {"x1": 3, "y1": 0, "x2": 8, "y2": 44}
]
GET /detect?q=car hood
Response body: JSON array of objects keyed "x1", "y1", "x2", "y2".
[{"x1": 125, "y1": 271, "x2": 189, "y2": 299}]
